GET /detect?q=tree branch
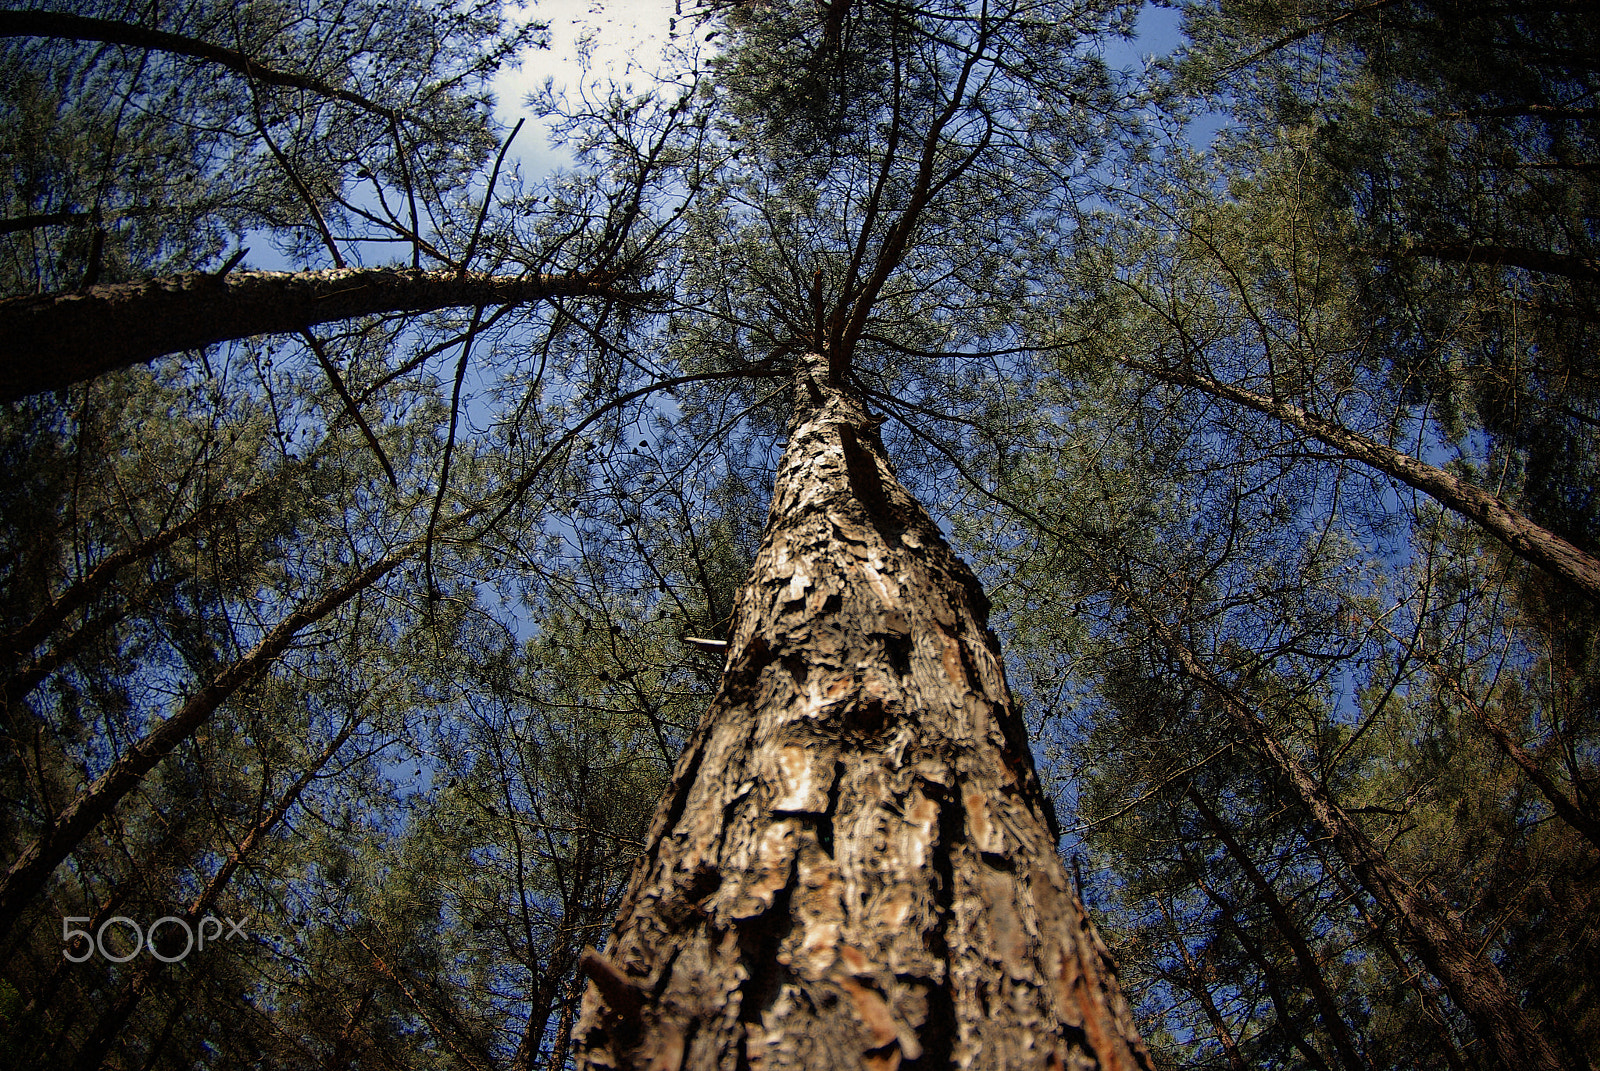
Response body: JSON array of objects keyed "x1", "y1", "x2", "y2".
[
  {"x1": 1123, "y1": 359, "x2": 1600, "y2": 602},
  {"x1": 1367, "y1": 241, "x2": 1600, "y2": 281},
  {"x1": 0, "y1": 10, "x2": 405, "y2": 123},
  {"x1": 0, "y1": 549, "x2": 407, "y2": 938},
  {"x1": 0, "y1": 268, "x2": 650, "y2": 400}
]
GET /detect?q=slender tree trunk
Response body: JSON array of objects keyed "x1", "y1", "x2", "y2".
[
  {"x1": 546, "y1": 977, "x2": 583, "y2": 1071},
  {"x1": 1412, "y1": 651, "x2": 1600, "y2": 853},
  {"x1": 359, "y1": 936, "x2": 500, "y2": 1071},
  {"x1": 1174, "y1": 838, "x2": 1336, "y2": 1071},
  {"x1": 1124, "y1": 359, "x2": 1600, "y2": 602},
  {"x1": 13, "y1": 885, "x2": 129, "y2": 1016},
  {"x1": 0, "y1": 550, "x2": 406, "y2": 937},
  {"x1": 0, "y1": 268, "x2": 642, "y2": 401},
  {"x1": 133, "y1": 998, "x2": 186, "y2": 1071},
  {"x1": 69, "y1": 717, "x2": 360, "y2": 1071},
  {"x1": 324, "y1": 988, "x2": 378, "y2": 1071},
  {"x1": 1371, "y1": 242, "x2": 1600, "y2": 282},
  {"x1": 1184, "y1": 787, "x2": 1369, "y2": 1071},
  {"x1": 511, "y1": 974, "x2": 558, "y2": 1071},
  {"x1": 574, "y1": 354, "x2": 1150, "y2": 1071},
  {"x1": 1315, "y1": 844, "x2": 1471, "y2": 1071},
  {"x1": 4, "y1": 605, "x2": 132, "y2": 712},
  {"x1": 1150, "y1": 623, "x2": 1577, "y2": 1071},
  {"x1": 2, "y1": 473, "x2": 286, "y2": 661},
  {"x1": 1155, "y1": 897, "x2": 1249, "y2": 1071}
]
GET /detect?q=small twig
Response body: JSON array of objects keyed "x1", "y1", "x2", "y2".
[
  {"x1": 245, "y1": 74, "x2": 345, "y2": 268},
  {"x1": 300, "y1": 328, "x2": 398, "y2": 488},
  {"x1": 79, "y1": 227, "x2": 105, "y2": 289},
  {"x1": 458, "y1": 118, "x2": 523, "y2": 278},
  {"x1": 215, "y1": 246, "x2": 248, "y2": 277},
  {"x1": 424, "y1": 304, "x2": 489, "y2": 598}
]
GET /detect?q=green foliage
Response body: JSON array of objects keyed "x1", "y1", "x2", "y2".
[
  {"x1": 3, "y1": 0, "x2": 1599, "y2": 1067},
  {"x1": 966, "y1": 1, "x2": 1600, "y2": 1065},
  {"x1": 0, "y1": 0, "x2": 538, "y2": 291}
]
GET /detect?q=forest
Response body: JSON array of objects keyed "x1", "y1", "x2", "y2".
[{"x1": 0, "y1": 0, "x2": 1595, "y2": 1068}]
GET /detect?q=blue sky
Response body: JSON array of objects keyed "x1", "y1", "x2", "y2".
[{"x1": 491, "y1": 0, "x2": 1194, "y2": 174}]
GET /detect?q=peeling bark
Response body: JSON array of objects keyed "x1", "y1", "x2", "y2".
[
  {"x1": 0, "y1": 268, "x2": 642, "y2": 401},
  {"x1": 574, "y1": 354, "x2": 1150, "y2": 1071}
]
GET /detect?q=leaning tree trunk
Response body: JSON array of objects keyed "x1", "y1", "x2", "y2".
[
  {"x1": 1121, "y1": 359, "x2": 1600, "y2": 603},
  {"x1": 574, "y1": 354, "x2": 1151, "y2": 1071},
  {"x1": 1148, "y1": 621, "x2": 1576, "y2": 1071},
  {"x1": 0, "y1": 267, "x2": 638, "y2": 401}
]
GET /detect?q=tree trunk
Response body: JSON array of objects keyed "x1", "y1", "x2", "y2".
[
  {"x1": 1172, "y1": 835, "x2": 1337, "y2": 1071},
  {"x1": 0, "y1": 550, "x2": 406, "y2": 938},
  {"x1": 67, "y1": 716, "x2": 360, "y2": 1071},
  {"x1": 1314, "y1": 843, "x2": 1472, "y2": 1071},
  {"x1": 1150, "y1": 623, "x2": 1576, "y2": 1071},
  {"x1": 1154, "y1": 897, "x2": 1248, "y2": 1071},
  {"x1": 2, "y1": 473, "x2": 286, "y2": 661},
  {"x1": 0, "y1": 268, "x2": 642, "y2": 401},
  {"x1": 1371, "y1": 241, "x2": 1600, "y2": 283},
  {"x1": 1184, "y1": 787, "x2": 1369, "y2": 1071},
  {"x1": 1123, "y1": 359, "x2": 1600, "y2": 602},
  {"x1": 573, "y1": 354, "x2": 1151, "y2": 1071},
  {"x1": 1422, "y1": 656, "x2": 1600, "y2": 853}
]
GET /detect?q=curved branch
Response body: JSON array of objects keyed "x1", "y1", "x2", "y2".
[{"x1": 0, "y1": 10, "x2": 404, "y2": 123}]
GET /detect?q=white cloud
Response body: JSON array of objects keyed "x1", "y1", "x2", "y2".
[{"x1": 493, "y1": 0, "x2": 687, "y2": 169}]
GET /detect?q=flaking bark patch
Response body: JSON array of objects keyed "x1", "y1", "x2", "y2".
[{"x1": 574, "y1": 355, "x2": 1149, "y2": 1071}]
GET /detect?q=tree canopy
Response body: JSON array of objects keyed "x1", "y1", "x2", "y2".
[{"x1": 1, "y1": 0, "x2": 1596, "y2": 1068}]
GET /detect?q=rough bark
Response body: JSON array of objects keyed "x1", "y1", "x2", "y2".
[
  {"x1": 574, "y1": 354, "x2": 1151, "y2": 1071},
  {"x1": 1124, "y1": 360, "x2": 1600, "y2": 602},
  {"x1": 0, "y1": 268, "x2": 640, "y2": 401}
]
